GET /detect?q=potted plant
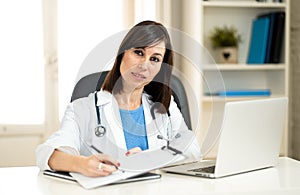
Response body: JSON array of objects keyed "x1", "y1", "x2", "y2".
[{"x1": 210, "y1": 25, "x2": 242, "y2": 64}]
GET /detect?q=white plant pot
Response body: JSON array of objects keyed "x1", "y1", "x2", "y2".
[{"x1": 217, "y1": 47, "x2": 238, "y2": 64}]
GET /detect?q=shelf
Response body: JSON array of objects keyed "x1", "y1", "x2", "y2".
[
  {"x1": 202, "y1": 1, "x2": 286, "y2": 8},
  {"x1": 202, "y1": 94, "x2": 285, "y2": 102},
  {"x1": 202, "y1": 64, "x2": 285, "y2": 71},
  {"x1": 196, "y1": 0, "x2": 290, "y2": 158}
]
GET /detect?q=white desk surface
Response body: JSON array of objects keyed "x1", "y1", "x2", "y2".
[{"x1": 1, "y1": 157, "x2": 300, "y2": 195}]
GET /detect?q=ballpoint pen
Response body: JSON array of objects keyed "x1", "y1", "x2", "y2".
[{"x1": 91, "y1": 145, "x2": 125, "y2": 172}]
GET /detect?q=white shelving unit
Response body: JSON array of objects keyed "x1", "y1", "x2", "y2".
[
  {"x1": 202, "y1": 1, "x2": 287, "y2": 8},
  {"x1": 198, "y1": 0, "x2": 290, "y2": 158}
]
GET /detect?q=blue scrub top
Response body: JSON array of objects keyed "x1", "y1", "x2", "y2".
[{"x1": 119, "y1": 105, "x2": 149, "y2": 151}]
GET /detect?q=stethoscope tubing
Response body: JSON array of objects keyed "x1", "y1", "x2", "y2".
[{"x1": 94, "y1": 93, "x2": 106, "y2": 137}]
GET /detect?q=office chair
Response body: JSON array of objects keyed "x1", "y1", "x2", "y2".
[{"x1": 71, "y1": 71, "x2": 192, "y2": 129}]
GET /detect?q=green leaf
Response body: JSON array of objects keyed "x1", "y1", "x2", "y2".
[{"x1": 210, "y1": 25, "x2": 242, "y2": 48}]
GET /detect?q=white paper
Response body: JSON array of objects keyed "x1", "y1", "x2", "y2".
[
  {"x1": 70, "y1": 169, "x2": 147, "y2": 189},
  {"x1": 118, "y1": 149, "x2": 185, "y2": 171},
  {"x1": 113, "y1": 129, "x2": 194, "y2": 171}
]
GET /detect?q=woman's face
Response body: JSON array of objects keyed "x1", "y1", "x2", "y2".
[{"x1": 120, "y1": 41, "x2": 166, "y2": 91}]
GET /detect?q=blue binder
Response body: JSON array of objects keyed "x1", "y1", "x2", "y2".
[
  {"x1": 247, "y1": 17, "x2": 270, "y2": 64},
  {"x1": 264, "y1": 12, "x2": 285, "y2": 63},
  {"x1": 218, "y1": 89, "x2": 271, "y2": 97}
]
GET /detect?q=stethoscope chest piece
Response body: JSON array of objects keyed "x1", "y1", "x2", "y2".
[{"x1": 95, "y1": 125, "x2": 106, "y2": 137}]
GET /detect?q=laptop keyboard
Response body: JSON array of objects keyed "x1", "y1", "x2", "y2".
[{"x1": 188, "y1": 166, "x2": 215, "y2": 173}]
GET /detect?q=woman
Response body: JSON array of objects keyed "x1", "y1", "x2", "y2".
[{"x1": 36, "y1": 20, "x2": 201, "y2": 177}]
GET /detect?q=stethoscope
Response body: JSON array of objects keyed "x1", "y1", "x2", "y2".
[
  {"x1": 94, "y1": 93, "x2": 106, "y2": 137},
  {"x1": 93, "y1": 93, "x2": 182, "y2": 155},
  {"x1": 150, "y1": 103, "x2": 182, "y2": 155}
]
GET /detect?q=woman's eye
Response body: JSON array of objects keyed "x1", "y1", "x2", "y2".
[
  {"x1": 150, "y1": 57, "x2": 160, "y2": 63},
  {"x1": 134, "y1": 50, "x2": 143, "y2": 56}
]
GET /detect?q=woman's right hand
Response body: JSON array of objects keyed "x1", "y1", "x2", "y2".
[
  {"x1": 48, "y1": 150, "x2": 120, "y2": 177},
  {"x1": 76, "y1": 153, "x2": 120, "y2": 177}
]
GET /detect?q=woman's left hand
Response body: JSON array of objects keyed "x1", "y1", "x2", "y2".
[{"x1": 125, "y1": 147, "x2": 142, "y2": 156}]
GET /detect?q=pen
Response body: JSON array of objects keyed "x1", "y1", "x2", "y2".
[
  {"x1": 91, "y1": 145, "x2": 103, "y2": 154},
  {"x1": 91, "y1": 145, "x2": 124, "y2": 172}
]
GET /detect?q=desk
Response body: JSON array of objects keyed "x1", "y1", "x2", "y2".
[{"x1": 1, "y1": 157, "x2": 300, "y2": 195}]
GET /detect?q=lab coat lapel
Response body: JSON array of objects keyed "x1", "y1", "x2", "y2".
[
  {"x1": 97, "y1": 91, "x2": 127, "y2": 151},
  {"x1": 142, "y1": 94, "x2": 165, "y2": 149}
]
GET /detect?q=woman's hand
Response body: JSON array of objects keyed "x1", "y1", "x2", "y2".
[
  {"x1": 125, "y1": 147, "x2": 142, "y2": 156},
  {"x1": 76, "y1": 153, "x2": 120, "y2": 177},
  {"x1": 48, "y1": 150, "x2": 120, "y2": 177}
]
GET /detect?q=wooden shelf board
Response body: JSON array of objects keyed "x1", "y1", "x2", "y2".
[
  {"x1": 202, "y1": 1, "x2": 286, "y2": 8},
  {"x1": 202, "y1": 95, "x2": 285, "y2": 102},
  {"x1": 202, "y1": 64, "x2": 286, "y2": 71}
]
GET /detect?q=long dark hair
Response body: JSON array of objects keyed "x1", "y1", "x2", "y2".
[{"x1": 102, "y1": 20, "x2": 174, "y2": 113}]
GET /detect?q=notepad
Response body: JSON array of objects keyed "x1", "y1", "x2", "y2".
[
  {"x1": 70, "y1": 169, "x2": 152, "y2": 189},
  {"x1": 44, "y1": 170, "x2": 161, "y2": 187}
]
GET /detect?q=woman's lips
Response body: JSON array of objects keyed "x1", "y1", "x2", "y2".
[{"x1": 131, "y1": 72, "x2": 146, "y2": 79}]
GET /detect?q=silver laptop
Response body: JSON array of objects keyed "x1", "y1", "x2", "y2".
[{"x1": 162, "y1": 97, "x2": 288, "y2": 178}]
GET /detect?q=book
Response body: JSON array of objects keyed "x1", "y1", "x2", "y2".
[
  {"x1": 263, "y1": 12, "x2": 285, "y2": 63},
  {"x1": 217, "y1": 89, "x2": 271, "y2": 97},
  {"x1": 247, "y1": 16, "x2": 270, "y2": 64}
]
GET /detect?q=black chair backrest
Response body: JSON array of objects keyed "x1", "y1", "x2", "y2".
[{"x1": 71, "y1": 71, "x2": 191, "y2": 129}]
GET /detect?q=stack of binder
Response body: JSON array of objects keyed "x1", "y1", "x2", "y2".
[{"x1": 247, "y1": 12, "x2": 285, "y2": 64}]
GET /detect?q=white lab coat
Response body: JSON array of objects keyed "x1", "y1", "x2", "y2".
[{"x1": 36, "y1": 90, "x2": 201, "y2": 170}]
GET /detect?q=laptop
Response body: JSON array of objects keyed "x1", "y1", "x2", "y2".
[{"x1": 161, "y1": 97, "x2": 288, "y2": 178}]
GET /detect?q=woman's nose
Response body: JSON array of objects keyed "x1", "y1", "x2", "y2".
[{"x1": 138, "y1": 59, "x2": 150, "y2": 69}]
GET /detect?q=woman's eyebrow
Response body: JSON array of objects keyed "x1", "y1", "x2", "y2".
[
  {"x1": 133, "y1": 47, "x2": 145, "y2": 50},
  {"x1": 153, "y1": 53, "x2": 163, "y2": 57}
]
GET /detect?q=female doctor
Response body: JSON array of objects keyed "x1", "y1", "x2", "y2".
[{"x1": 36, "y1": 20, "x2": 201, "y2": 177}]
